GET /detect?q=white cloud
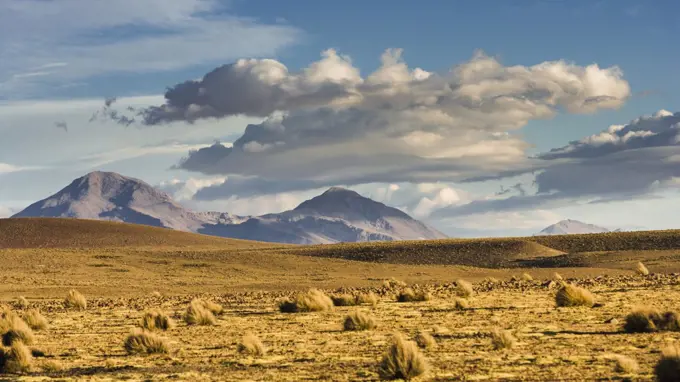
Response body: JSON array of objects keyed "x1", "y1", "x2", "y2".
[
  {"x1": 0, "y1": 205, "x2": 14, "y2": 218},
  {"x1": 158, "y1": 176, "x2": 227, "y2": 201},
  {"x1": 119, "y1": 48, "x2": 628, "y2": 199},
  {"x1": 442, "y1": 209, "x2": 562, "y2": 232},
  {"x1": 0, "y1": 0, "x2": 302, "y2": 98},
  {"x1": 412, "y1": 187, "x2": 466, "y2": 218}
]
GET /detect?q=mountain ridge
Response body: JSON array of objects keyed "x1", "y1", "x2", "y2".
[{"x1": 13, "y1": 171, "x2": 447, "y2": 244}]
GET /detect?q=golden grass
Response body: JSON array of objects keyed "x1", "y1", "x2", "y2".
[
  {"x1": 356, "y1": 292, "x2": 379, "y2": 306},
  {"x1": 521, "y1": 273, "x2": 534, "y2": 281},
  {"x1": 64, "y1": 289, "x2": 87, "y2": 310},
  {"x1": 636, "y1": 261, "x2": 650, "y2": 276},
  {"x1": 0, "y1": 313, "x2": 35, "y2": 346},
  {"x1": 415, "y1": 331, "x2": 437, "y2": 350},
  {"x1": 22, "y1": 309, "x2": 48, "y2": 331},
  {"x1": 343, "y1": 311, "x2": 377, "y2": 331},
  {"x1": 0, "y1": 342, "x2": 33, "y2": 373},
  {"x1": 553, "y1": 272, "x2": 563, "y2": 280},
  {"x1": 184, "y1": 300, "x2": 217, "y2": 326},
  {"x1": 490, "y1": 328, "x2": 516, "y2": 350},
  {"x1": 378, "y1": 333, "x2": 428, "y2": 381},
  {"x1": 279, "y1": 289, "x2": 334, "y2": 313},
  {"x1": 656, "y1": 344, "x2": 680, "y2": 382},
  {"x1": 193, "y1": 299, "x2": 224, "y2": 316},
  {"x1": 15, "y1": 297, "x2": 28, "y2": 310},
  {"x1": 332, "y1": 294, "x2": 358, "y2": 307},
  {"x1": 140, "y1": 310, "x2": 174, "y2": 331},
  {"x1": 623, "y1": 308, "x2": 680, "y2": 333},
  {"x1": 451, "y1": 298, "x2": 467, "y2": 310},
  {"x1": 613, "y1": 354, "x2": 639, "y2": 374},
  {"x1": 123, "y1": 329, "x2": 169, "y2": 355},
  {"x1": 396, "y1": 288, "x2": 431, "y2": 303},
  {"x1": 454, "y1": 279, "x2": 473, "y2": 298},
  {"x1": 555, "y1": 284, "x2": 595, "y2": 307},
  {"x1": 237, "y1": 332, "x2": 266, "y2": 356}
]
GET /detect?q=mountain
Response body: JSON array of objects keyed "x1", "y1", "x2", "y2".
[
  {"x1": 12, "y1": 171, "x2": 447, "y2": 244},
  {"x1": 535, "y1": 219, "x2": 611, "y2": 236}
]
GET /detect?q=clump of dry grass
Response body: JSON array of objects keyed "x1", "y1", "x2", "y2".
[
  {"x1": 613, "y1": 354, "x2": 639, "y2": 374},
  {"x1": 41, "y1": 359, "x2": 64, "y2": 372},
  {"x1": 0, "y1": 342, "x2": 33, "y2": 373},
  {"x1": 453, "y1": 298, "x2": 468, "y2": 310},
  {"x1": 484, "y1": 277, "x2": 499, "y2": 284},
  {"x1": 655, "y1": 344, "x2": 680, "y2": 382},
  {"x1": 521, "y1": 273, "x2": 534, "y2": 281},
  {"x1": 396, "y1": 288, "x2": 431, "y2": 303},
  {"x1": 357, "y1": 292, "x2": 379, "y2": 306},
  {"x1": 64, "y1": 290, "x2": 87, "y2": 310},
  {"x1": 15, "y1": 297, "x2": 28, "y2": 310},
  {"x1": 623, "y1": 308, "x2": 680, "y2": 333},
  {"x1": 383, "y1": 278, "x2": 407, "y2": 288},
  {"x1": 0, "y1": 313, "x2": 35, "y2": 346},
  {"x1": 184, "y1": 300, "x2": 217, "y2": 326},
  {"x1": 415, "y1": 331, "x2": 437, "y2": 350},
  {"x1": 555, "y1": 283, "x2": 595, "y2": 307},
  {"x1": 192, "y1": 299, "x2": 224, "y2": 316},
  {"x1": 22, "y1": 310, "x2": 48, "y2": 331},
  {"x1": 378, "y1": 333, "x2": 428, "y2": 381},
  {"x1": 279, "y1": 289, "x2": 334, "y2": 313},
  {"x1": 490, "y1": 328, "x2": 516, "y2": 350},
  {"x1": 553, "y1": 272, "x2": 563, "y2": 281},
  {"x1": 454, "y1": 279, "x2": 473, "y2": 298},
  {"x1": 237, "y1": 332, "x2": 266, "y2": 356},
  {"x1": 332, "y1": 294, "x2": 358, "y2": 307},
  {"x1": 140, "y1": 310, "x2": 174, "y2": 331},
  {"x1": 343, "y1": 311, "x2": 377, "y2": 331},
  {"x1": 636, "y1": 262, "x2": 650, "y2": 276},
  {"x1": 123, "y1": 329, "x2": 169, "y2": 355},
  {"x1": 151, "y1": 291, "x2": 162, "y2": 298}
]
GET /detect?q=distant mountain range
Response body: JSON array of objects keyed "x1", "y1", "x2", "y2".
[
  {"x1": 12, "y1": 171, "x2": 447, "y2": 244},
  {"x1": 535, "y1": 219, "x2": 617, "y2": 236}
]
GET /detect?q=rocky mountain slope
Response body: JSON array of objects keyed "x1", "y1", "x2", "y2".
[{"x1": 12, "y1": 171, "x2": 446, "y2": 244}]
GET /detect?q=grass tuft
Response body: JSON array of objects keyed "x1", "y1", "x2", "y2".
[
  {"x1": 343, "y1": 311, "x2": 377, "y2": 331},
  {"x1": 378, "y1": 333, "x2": 428, "y2": 381},
  {"x1": 0, "y1": 342, "x2": 33, "y2": 373},
  {"x1": 553, "y1": 272, "x2": 563, "y2": 280},
  {"x1": 636, "y1": 262, "x2": 650, "y2": 276},
  {"x1": 624, "y1": 308, "x2": 680, "y2": 333},
  {"x1": 396, "y1": 288, "x2": 431, "y2": 303},
  {"x1": 521, "y1": 273, "x2": 534, "y2": 281},
  {"x1": 555, "y1": 283, "x2": 595, "y2": 307},
  {"x1": 453, "y1": 298, "x2": 468, "y2": 310},
  {"x1": 237, "y1": 332, "x2": 266, "y2": 356},
  {"x1": 357, "y1": 292, "x2": 379, "y2": 306},
  {"x1": 192, "y1": 299, "x2": 224, "y2": 316},
  {"x1": 184, "y1": 300, "x2": 217, "y2": 326},
  {"x1": 415, "y1": 331, "x2": 437, "y2": 350},
  {"x1": 656, "y1": 344, "x2": 680, "y2": 382},
  {"x1": 15, "y1": 297, "x2": 29, "y2": 310},
  {"x1": 490, "y1": 328, "x2": 516, "y2": 350},
  {"x1": 22, "y1": 310, "x2": 48, "y2": 331},
  {"x1": 332, "y1": 294, "x2": 358, "y2": 307},
  {"x1": 64, "y1": 290, "x2": 87, "y2": 310},
  {"x1": 123, "y1": 329, "x2": 169, "y2": 355},
  {"x1": 613, "y1": 354, "x2": 639, "y2": 374},
  {"x1": 140, "y1": 310, "x2": 174, "y2": 331},
  {"x1": 454, "y1": 279, "x2": 473, "y2": 298},
  {"x1": 279, "y1": 289, "x2": 334, "y2": 313},
  {"x1": 0, "y1": 313, "x2": 35, "y2": 346}
]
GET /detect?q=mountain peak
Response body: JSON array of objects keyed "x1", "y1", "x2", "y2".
[
  {"x1": 294, "y1": 187, "x2": 408, "y2": 221},
  {"x1": 536, "y1": 219, "x2": 610, "y2": 236}
]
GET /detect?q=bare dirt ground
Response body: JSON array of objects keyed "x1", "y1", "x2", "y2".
[{"x1": 2, "y1": 218, "x2": 680, "y2": 380}]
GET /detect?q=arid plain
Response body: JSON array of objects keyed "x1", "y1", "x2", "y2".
[{"x1": 2, "y1": 218, "x2": 680, "y2": 381}]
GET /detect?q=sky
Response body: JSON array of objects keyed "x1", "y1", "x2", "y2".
[{"x1": 1, "y1": 0, "x2": 680, "y2": 237}]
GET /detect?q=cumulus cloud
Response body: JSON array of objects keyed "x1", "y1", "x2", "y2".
[
  {"x1": 434, "y1": 109, "x2": 680, "y2": 219},
  {"x1": 158, "y1": 176, "x2": 227, "y2": 201},
  {"x1": 106, "y1": 48, "x2": 630, "y2": 199},
  {"x1": 0, "y1": 206, "x2": 14, "y2": 218}
]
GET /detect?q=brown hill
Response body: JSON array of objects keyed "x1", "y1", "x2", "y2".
[{"x1": 0, "y1": 217, "x2": 276, "y2": 249}]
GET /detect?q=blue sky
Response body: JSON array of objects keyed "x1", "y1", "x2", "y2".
[{"x1": 1, "y1": 0, "x2": 679, "y2": 236}]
